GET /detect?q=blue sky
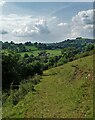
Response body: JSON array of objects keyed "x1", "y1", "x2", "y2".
[
  {"x1": 0, "y1": 2, "x2": 94, "y2": 43},
  {"x1": 3, "y1": 2, "x2": 93, "y2": 19}
]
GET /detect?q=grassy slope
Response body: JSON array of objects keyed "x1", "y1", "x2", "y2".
[{"x1": 3, "y1": 55, "x2": 93, "y2": 118}]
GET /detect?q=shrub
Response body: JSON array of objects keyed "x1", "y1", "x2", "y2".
[{"x1": 3, "y1": 75, "x2": 41, "y2": 105}]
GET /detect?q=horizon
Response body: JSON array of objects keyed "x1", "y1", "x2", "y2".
[
  {"x1": 1, "y1": 37, "x2": 93, "y2": 44},
  {"x1": 0, "y1": 2, "x2": 93, "y2": 43}
]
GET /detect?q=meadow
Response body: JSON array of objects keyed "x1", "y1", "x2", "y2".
[
  {"x1": 20, "y1": 49, "x2": 61, "y2": 57},
  {"x1": 3, "y1": 55, "x2": 93, "y2": 118}
]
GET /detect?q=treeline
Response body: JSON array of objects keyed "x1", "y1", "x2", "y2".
[{"x1": 1, "y1": 37, "x2": 94, "y2": 52}]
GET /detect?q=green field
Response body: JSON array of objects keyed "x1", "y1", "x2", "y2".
[
  {"x1": 20, "y1": 49, "x2": 61, "y2": 57},
  {"x1": 25, "y1": 45, "x2": 38, "y2": 51},
  {"x1": 3, "y1": 55, "x2": 93, "y2": 118}
]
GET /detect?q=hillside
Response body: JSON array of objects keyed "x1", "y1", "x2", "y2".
[
  {"x1": 3, "y1": 55, "x2": 93, "y2": 118},
  {"x1": 2, "y1": 38, "x2": 94, "y2": 56}
]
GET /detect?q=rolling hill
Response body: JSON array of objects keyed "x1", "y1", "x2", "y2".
[{"x1": 3, "y1": 55, "x2": 93, "y2": 118}]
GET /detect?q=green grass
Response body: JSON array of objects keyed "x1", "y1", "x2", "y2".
[
  {"x1": 46, "y1": 49, "x2": 61, "y2": 56},
  {"x1": 20, "y1": 49, "x2": 61, "y2": 57},
  {"x1": 25, "y1": 45, "x2": 38, "y2": 51},
  {"x1": 2, "y1": 55, "x2": 93, "y2": 118},
  {"x1": 0, "y1": 108, "x2": 2, "y2": 120}
]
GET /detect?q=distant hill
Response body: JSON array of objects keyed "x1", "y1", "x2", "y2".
[
  {"x1": 3, "y1": 55, "x2": 93, "y2": 118},
  {"x1": 2, "y1": 38, "x2": 94, "y2": 50},
  {"x1": 1, "y1": 38, "x2": 94, "y2": 58},
  {"x1": 45, "y1": 38, "x2": 94, "y2": 50}
]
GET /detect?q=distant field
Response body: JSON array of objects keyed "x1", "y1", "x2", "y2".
[
  {"x1": 25, "y1": 45, "x2": 38, "y2": 51},
  {"x1": 20, "y1": 51, "x2": 39, "y2": 57},
  {"x1": 20, "y1": 49, "x2": 62, "y2": 57},
  {"x1": 3, "y1": 55, "x2": 93, "y2": 118},
  {"x1": 46, "y1": 50, "x2": 61, "y2": 56}
]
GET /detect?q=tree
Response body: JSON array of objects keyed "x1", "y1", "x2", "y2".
[
  {"x1": 24, "y1": 53, "x2": 29, "y2": 58},
  {"x1": 19, "y1": 45, "x2": 27, "y2": 52},
  {"x1": 25, "y1": 42, "x2": 32, "y2": 46},
  {"x1": 2, "y1": 51, "x2": 21, "y2": 89},
  {"x1": 27, "y1": 54, "x2": 34, "y2": 63},
  {"x1": 32, "y1": 62, "x2": 43, "y2": 75},
  {"x1": 85, "y1": 44, "x2": 94, "y2": 51},
  {"x1": 2, "y1": 51, "x2": 44, "y2": 90}
]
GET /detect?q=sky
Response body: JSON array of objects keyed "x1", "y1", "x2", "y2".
[{"x1": 0, "y1": 1, "x2": 94, "y2": 43}]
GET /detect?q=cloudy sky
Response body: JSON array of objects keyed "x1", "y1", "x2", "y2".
[{"x1": 0, "y1": 1, "x2": 93, "y2": 43}]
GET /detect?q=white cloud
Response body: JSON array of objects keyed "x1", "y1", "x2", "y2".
[
  {"x1": 68, "y1": 9, "x2": 93, "y2": 38},
  {"x1": 0, "y1": 14, "x2": 50, "y2": 37},
  {"x1": 48, "y1": 16, "x2": 57, "y2": 22},
  {"x1": 72, "y1": 9, "x2": 93, "y2": 25},
  {"x1": 12, "y1": 19, "x2": 50, "y2": 37},
  {"x1": 0, "y1": 0, "x2": 6, "y2": 6},
  {"x1": 34, "y1": 19, "x2": 50, "y2": 34},
  {"x1": 0, "y1": 29, "x2": 8, "y2": 34},
  {"x1": 57, "y1": 22, "x2": 68, "y2": 27},
  {"x1": 1, "y1": 9, "x2": 93, "y2": 43}
]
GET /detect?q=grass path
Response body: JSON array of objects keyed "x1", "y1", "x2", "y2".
[{"x1": 3, "y1": 55, "x2": 93, "y2": 118}]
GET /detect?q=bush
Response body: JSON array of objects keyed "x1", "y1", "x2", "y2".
[
  {"x1": 2, "y1": 51, "x2": 43, "y2": 90},
  {"x1": 3, "y1": 75, "x2": 41, "y2": 105},
  {"x1": 24, "y1": 53, "x2": 29, "y2": 58},
  {"x1": 2, "y1": 92, "x2": 9, "y2": 104}
]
